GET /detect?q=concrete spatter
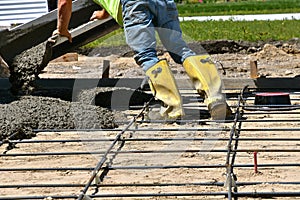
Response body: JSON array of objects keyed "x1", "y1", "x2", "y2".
[
  {"x1": 9, "y1": 42, "x2": 47, "y2": 94},
  {"x1": 0, "y1": 96, "x2": 117, "y2": 141}
]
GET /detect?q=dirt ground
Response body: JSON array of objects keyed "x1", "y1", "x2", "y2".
[
  {"x1": 41, "y1": 39, "x2": 300, "y2": 80},
  {"x1": 1, "y1": 39, "x2": 300, "y2": 199}
]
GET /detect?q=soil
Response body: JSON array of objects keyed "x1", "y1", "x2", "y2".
[
  {"x1": 4, "y1": 39, "x2": 300, "y2": 93},
  {"x1": 0, "y1": 38, "x2": 300, "y2": 199},
  {"x1": 43, "y1": 39, "x2": 300, "y2": 80}
]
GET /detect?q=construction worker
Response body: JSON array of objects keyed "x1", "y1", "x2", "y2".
[{"x1": 55, "y1": 0, "x2": 232, "y2": 120}]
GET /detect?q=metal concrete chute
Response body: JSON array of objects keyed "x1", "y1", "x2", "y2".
[
  {"x1": 41, "y1": 16, "x2": 119, "y2": 68},
  {"x1": 0, "y1": 0, "x2": 120, "y2": 67}
]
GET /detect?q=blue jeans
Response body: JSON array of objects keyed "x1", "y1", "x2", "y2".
[{"x1": 120, "y1": 0, "x2": 195, "y2": 71}]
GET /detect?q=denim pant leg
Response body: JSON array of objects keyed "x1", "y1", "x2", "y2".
[
  {"x1": 121, "y1": 0, "x2": 159, "y2": 71},
  {"x1": 155, "y1": 0, "x2": 195, "y2": 64}
]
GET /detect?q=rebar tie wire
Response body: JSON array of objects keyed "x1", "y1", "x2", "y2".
[{"x1": 76, "y1": 96, "x2": 154, "y2": 200}]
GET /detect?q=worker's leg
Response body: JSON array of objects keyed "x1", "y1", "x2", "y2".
[
  {"x1": 121, "y1": 0, "x2": 184, "y2": 119},
  {"x1": 145, "y1": 59, "x2": 184, "y2": 119},
  {"x1": 183, "y1": 55, "x2": 232, "y2": 120},
  {"x1": 154, "y1": 0, "x2": 195, "y2": 64},
  {"x1": 120, "y1": 0, "x2": 159, "y2": 71},
  {"x1": 152, "y1": 0, "x2": 232, "y2": 120}
]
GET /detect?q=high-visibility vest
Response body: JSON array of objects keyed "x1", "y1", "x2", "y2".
[{"x1": 93, "y1": 0, "x2": 123, "y2": 26}]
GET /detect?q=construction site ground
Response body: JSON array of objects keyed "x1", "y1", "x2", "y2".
[{"x1": 1, "y1": 39, "x2": 300, "y2": 199}]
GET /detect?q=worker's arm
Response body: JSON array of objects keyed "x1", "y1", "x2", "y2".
[{"x1": 55, "y1": 0, "x2": 72, "y2": 42}]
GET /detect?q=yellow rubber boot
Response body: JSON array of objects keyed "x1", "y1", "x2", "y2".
[
  {"x1": 145, "y1": 59, "x2": 184, "y2": 119},
  {"x1": 183, "y1": 55, "x2": 232, "y2": 120}
]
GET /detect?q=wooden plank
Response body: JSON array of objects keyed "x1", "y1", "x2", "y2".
[
  {"x1": 50, "y1": 53, "x2": 79, "y2": 63},
  {"x1": 48, "y1": 17, "x2": 119, "y2": 62}
]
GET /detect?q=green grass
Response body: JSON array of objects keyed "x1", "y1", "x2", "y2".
[
  {"x1": 84, "y1": 19, "x2": 300, "y2": 48},
  {"x1": 180, "y1": 19, "x2": 300, "y2": 42},
  {"x1": 177, "y1": 0, "x2": 300, "y2": 16}
]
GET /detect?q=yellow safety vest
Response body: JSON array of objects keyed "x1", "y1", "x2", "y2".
[{"x1": 93, "y1": 0, "x2": 123, "y2": 26}]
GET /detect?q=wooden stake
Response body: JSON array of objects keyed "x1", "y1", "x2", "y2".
[
  {"x1": 250, "y1": 60, "x2": 258, "y2": 79},
  {"x1": 102, "y1": 60, "x2": 110, "y2": 79}
]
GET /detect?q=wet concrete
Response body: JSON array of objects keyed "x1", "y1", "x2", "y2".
[
  {"x1": 0, "y1": 95, "x2": 118, "y2": 141},
  {"x1": 0, "y1": 86, "x2": 155, "y2": 141},
  {"x1": 9, "y1": 42, "x2": 47, "y2": 94}
]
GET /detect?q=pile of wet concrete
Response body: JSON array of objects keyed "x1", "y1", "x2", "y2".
[
  {"x1": 0, "y1": 94, "x2": 118, "y2": 141},
  {"x1": 0, "y1": 85, "x2": 155, "y2": 141}
]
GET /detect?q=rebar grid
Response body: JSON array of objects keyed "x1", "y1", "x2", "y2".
[{"x1": 0, "y1": 87, "x2": 300, "y2": 199}]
